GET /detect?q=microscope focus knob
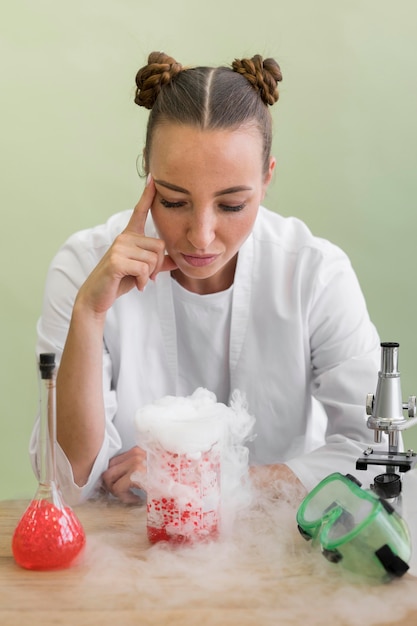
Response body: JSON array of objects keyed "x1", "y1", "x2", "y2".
[
  {"x1": 366, "y1": 393, "x2": 374, "y2": 416},
  {"x1": 405, "y1": 395, "x2": 417, "y2": 418}
]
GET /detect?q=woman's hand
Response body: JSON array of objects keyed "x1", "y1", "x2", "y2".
[
  {"x1": 101, "y1": 446, "x2": 147, "y2": 504},
  {"x1": 75, "y1": 175, "x2": 178, "y2": 317},
  {"x1": 249, "y1": 463, "x2": 307, "y2": 502}
]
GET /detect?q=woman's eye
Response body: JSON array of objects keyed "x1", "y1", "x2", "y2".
[
  {"x1": 219, "y1": 203, "x2": 246, "y2": 212},
  {"x1": 159, "y1": 198, "x2": 246, "y2": 212},
  {"x1": 159, "y1": 198, "x2": 186, "y2": 209}
]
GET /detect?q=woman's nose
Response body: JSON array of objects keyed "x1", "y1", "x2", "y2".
[{"x1": 186, "y1": 209, "x2": 216, "y2": 250}]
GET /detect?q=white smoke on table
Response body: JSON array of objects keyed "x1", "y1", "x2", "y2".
[
  {"x1": 77, "y1": 389, "x2": 417, "y2": 625},
  {"x1": 79, "y1": 478, "x2": 417, "y2": 625}
]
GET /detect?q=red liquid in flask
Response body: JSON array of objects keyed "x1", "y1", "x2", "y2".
[{"x1": 12, "y1": 497, "x2": 86, "y2": 570}]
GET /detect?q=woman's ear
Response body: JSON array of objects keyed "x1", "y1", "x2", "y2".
[
  {"x1": 143, "y1": 147, "x2": 148, "y2": 175},
  {"x1": 137, "y1": 147, "x2": 148, "y2": 177},
  {"x1": 261, "y1": 156, "x2": 276, "y2": 198}
]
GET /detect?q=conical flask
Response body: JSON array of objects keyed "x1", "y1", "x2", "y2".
[{"x1": 12, "y1": 353, "x2": 86, "y2": 570}]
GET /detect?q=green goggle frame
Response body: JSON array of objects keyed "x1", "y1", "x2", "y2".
[{"x1": 296, "y1": 472, "x2": 411, "y2": 583}]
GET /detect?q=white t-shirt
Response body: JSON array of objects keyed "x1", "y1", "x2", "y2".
[{"x1": 172, "y1": 278, "x2": 232, "y2": 404}]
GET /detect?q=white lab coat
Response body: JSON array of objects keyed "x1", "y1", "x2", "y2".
[{"x1": 31, "y1": 206, "x2": 383, "y2": 504}]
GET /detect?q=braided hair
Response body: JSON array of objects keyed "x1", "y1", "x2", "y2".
[{"x1": 135, "y1": 51, "x2": 282, "y2": 174}]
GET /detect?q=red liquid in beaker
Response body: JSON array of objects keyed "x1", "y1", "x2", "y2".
[
  {"x1": 146, "y1": 448, "x2": 221, "y2": 544},
  {"x1": 12, "y1": 499, "x2": 86, "y2": 570}
]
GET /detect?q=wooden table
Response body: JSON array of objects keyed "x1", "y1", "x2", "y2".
[{"x1": 1, "y1": 498, "x2": 416, "y2": 626}]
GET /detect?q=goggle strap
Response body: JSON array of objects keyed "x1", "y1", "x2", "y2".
[
  {"x1": 375, "y1": 544, "x2": 410, "y2": 578},
  {"x1": 297, "y1": 524, "x2": 312, "y2": 541},
  {"x1": 322, "y1": 547, "x2": 342, "y2": 564},
  {"x1": 345, "y1": 473, "x2": 362, "y2": 487},
  {"x1": 379, "y1": 498, "x2": 395, "y2": 515}
]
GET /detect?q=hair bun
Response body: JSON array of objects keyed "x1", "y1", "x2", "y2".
[
  {"x1": 135, "y1": 51, "x2": 183, "y2": 110},
  {"x1": 232, "y1": 55, "x2": 282, "y2": 106}
]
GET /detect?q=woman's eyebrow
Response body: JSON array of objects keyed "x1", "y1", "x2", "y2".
[
  {"x1": 214, "y1": 186, "x2": 253, "y2": 196},
  {"x1": 154, "y1": 179, "x2": 252, "y2": 196},
  {"x1": 154, "y1": 179, "x2": 189, "y2": 194}
]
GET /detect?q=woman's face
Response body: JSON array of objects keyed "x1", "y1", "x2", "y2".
[{"x1": 148, "y1": 123, "x2": 275, "y2": 294}]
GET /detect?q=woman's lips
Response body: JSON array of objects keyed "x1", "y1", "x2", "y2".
[{"x1": 181, "y1": 254, "x2": 219, "y2": 267}]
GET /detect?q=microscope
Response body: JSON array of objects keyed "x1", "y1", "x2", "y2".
[
  {"x1": 295, "y1": 342, "x2": 416, "y2": 581},
  {"x1": 356, "y1": 342, "x2": 417, "y2": 503}
]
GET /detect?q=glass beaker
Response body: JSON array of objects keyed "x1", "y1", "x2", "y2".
[
  {"x1": 137, "y1": 396, "x2": 224, "y2": 544},
  {"x1": 12, "y1": 353, "x2": 86, "y2": 570}
]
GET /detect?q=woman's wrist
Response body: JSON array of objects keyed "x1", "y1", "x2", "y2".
[{"x1": 71, "y1": 292, "x2": 107, "y2": 330}]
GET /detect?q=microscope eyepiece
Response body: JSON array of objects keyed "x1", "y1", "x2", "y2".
[{"x1": 380, "y1": 342, "x2": 400, "y2": 377}]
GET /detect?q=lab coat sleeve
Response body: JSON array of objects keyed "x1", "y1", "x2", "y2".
[
  {"x1": 29, "y1": 235, "x2": 122, "y2": 505},
  {"x1": 286, "y1": 246, "x2": 386, "y2": 490}
]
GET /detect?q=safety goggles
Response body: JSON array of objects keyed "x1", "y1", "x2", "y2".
[{"x1": 296, "y1": 472, "x2": 411, "y2": 583}]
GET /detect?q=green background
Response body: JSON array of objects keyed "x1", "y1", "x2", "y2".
[{"x1": 1, "y1": 0, "x2": 416, "y2": 499}]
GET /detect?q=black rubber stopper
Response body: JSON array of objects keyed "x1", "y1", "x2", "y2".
[{"x1": 39, "y1": 353, "x2": 56, "y2": 379}]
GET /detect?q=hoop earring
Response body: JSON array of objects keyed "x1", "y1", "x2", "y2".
[{"x1": 136, "y1": 153, "x2": 146, "y2": 178}]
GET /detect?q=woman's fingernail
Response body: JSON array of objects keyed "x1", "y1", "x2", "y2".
[{"x1": 146, "y1": 173, "x2": 152, "y2": 186}]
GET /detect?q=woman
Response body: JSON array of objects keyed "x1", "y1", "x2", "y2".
[{"x1": 30, "y1": 52, "x2": 382, "y2": 505}]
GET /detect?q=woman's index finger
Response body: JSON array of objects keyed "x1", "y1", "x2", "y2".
[{"x1": 125, "y1": 175, "x2": 156, "y2": 234}]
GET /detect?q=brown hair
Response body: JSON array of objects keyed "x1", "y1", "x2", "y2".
[{"x1": 135, "y1": 52, "x2": 282, "y2": 174}]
